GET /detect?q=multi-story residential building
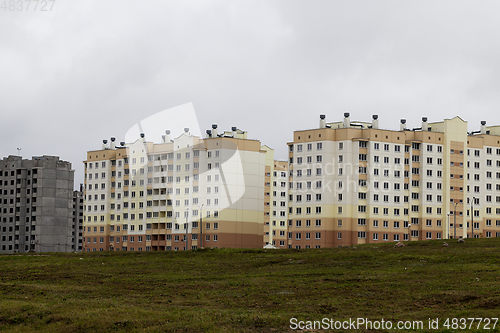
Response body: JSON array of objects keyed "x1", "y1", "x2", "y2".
[
  {"x1": 287, "y1": 114, "x2": 500, "y2": 248},
  {"x1": 261, "y1": 145, "x2": 290, "y2": 248},
  {"x1": 0, "y1": 155, "x2": 77, "y2": 253},
  {"x1": 73, "y1": 186, "x2": 84, "y2": 251},
  {"x1": 82, "y1": 126, "x2": 267, "y2": 251},
  {"x1": 262, "y1": 146, "x2": 274, "y2": 246},
  {"x1": 271, "y1": 160, "x2": 289, "y2": 248}
]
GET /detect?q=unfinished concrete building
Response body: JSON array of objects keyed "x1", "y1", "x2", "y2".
[{"x1": 0, "y1": 155, "x2": 77, "y2": 253}]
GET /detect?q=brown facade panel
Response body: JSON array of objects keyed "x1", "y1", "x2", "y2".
[{"x1": 200, "y1": 232, "x2": 263, "y2": 248}]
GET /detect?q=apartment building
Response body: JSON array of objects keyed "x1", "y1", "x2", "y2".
[
  {"x1": 73, "y1": 186, "x2": 84, "y2": 251},
  {"x1": 262, "y1": 146, "x2": 274, "y2": 246},
  {"x1": 271, "y1": 160, "x2": 289, "y2": 248},
  {"x1": 287, "y1": 114, "x2": 500, "y2": 248},
  {"x1": 0, "y1": 155, "x2": 77, "y2": 253},
  {"x1": 261, "y1": 146, "x2": 290, "y2": 248},
  {"x1": 82, "y1": 126, "x2": 266, "y2": 251}
]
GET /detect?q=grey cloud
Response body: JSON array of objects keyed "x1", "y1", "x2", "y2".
[{"x1": 2, "y1": 0, "x2": 500, "y2": 185}]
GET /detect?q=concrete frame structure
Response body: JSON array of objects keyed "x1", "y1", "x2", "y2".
[
  {"x1": 72, "y1": 186, "x2": 84, "y2": 251},
  {"x1": 0, "y1": 155, "x2": 77, "y2": 253},
  {"x1": 83, "y1": 127, "x2": 267, "y2": 251},
  {"x1": 287, "y1": 114, "x2": 500, "y2": 248}
]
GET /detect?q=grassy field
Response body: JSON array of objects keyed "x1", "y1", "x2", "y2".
[{"x1": 0, "y1": 238, "x2": 500, "y2": 332}]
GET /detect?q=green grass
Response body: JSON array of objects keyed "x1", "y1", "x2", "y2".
[{"x1": 1, "y1": 238, "x2": 500, "y2": 332}]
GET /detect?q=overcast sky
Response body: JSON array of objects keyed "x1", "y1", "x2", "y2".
[{"x1": 2, "y1": 0, "x2": 500, "y2": 188}]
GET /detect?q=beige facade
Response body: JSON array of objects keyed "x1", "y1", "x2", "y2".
[
  {"x1": 83, "y1": 127, "x2": 266, "y2": 251},
  {"x1": 82, "y1": 114, "x2": 500, "y2": 251},
  {"x1": 271, "y1": 160, "x2": 289, "y2": 248},
  {"x1": 261, "y1": 146, "x2": 290, "y2": 248},
  {"x1": 262, "y1": 145, "x2": 274, "y2": 246},
  {"x1": 287, "y1": 114, "x2": 500, "y2": 248}
]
